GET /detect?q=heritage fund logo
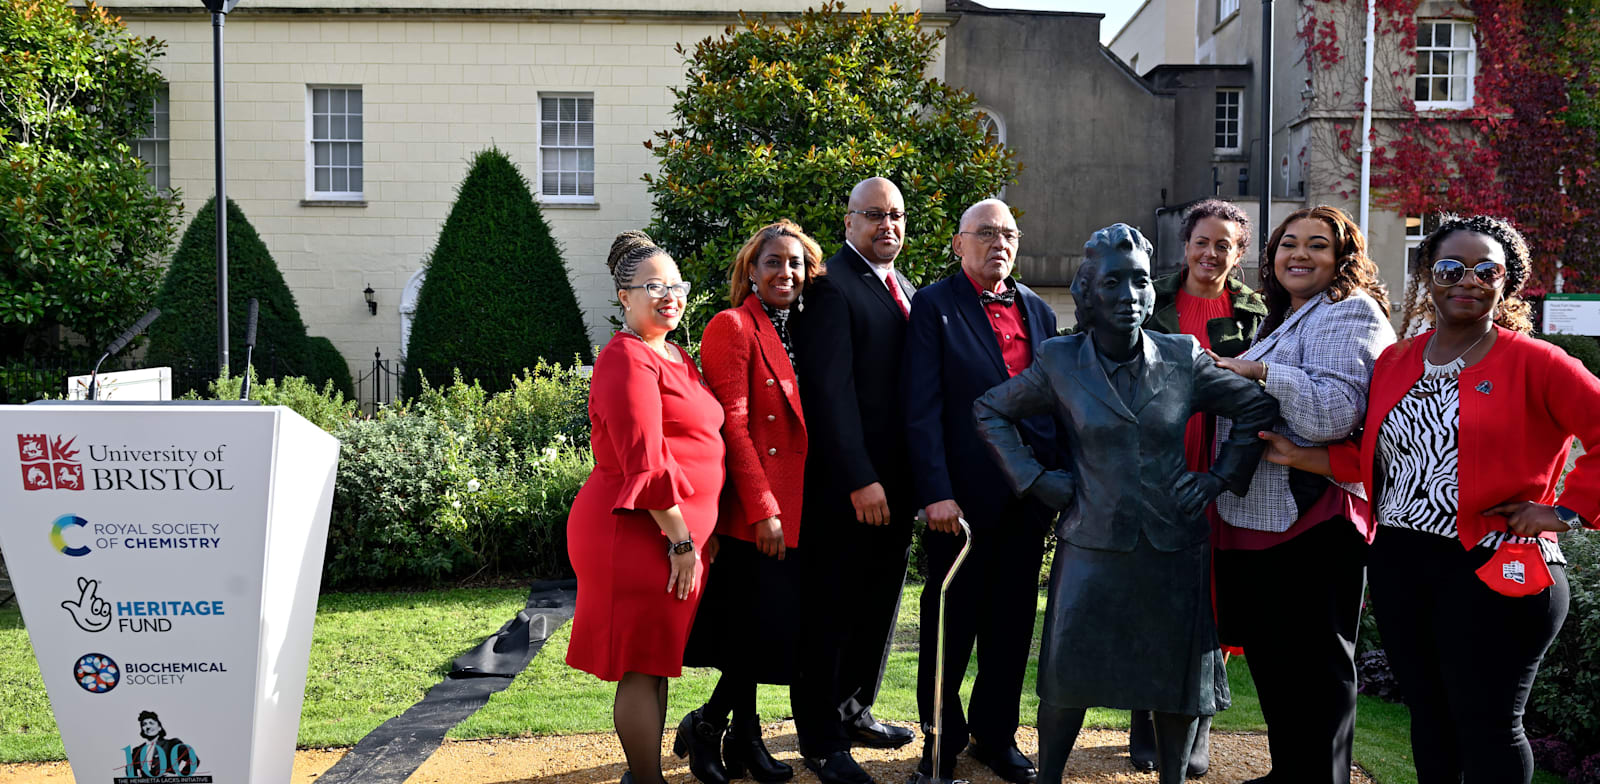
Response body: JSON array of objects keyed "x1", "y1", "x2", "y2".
[
  {"x1": 60, "y1": 577, "x2": 226, "y2": 634},
  {"x1": 19, "y1": 434, "x2": 83, "y2": 491},
  {"x1": 115, "y1": 710, "x2": 214, "y2": 783}
]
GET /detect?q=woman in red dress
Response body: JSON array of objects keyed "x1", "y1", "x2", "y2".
[
  {"x1": 675, "y1": 220, "x2": 824, "y2": 784},
  {"x1": 566, "y1": 230, "x2": 726, "y2": 784}
]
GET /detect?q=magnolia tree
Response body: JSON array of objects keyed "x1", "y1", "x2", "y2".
[
  {"x1": 0, "y1": 0, "x2": 182, "y2": 362},
  {"x1": 644, "y1": 2, "x2": 1020, "y2": 338}
]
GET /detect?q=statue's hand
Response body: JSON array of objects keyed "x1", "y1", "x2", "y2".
[
  {"x1": 1175, "y1": 471, "x2": 1226, "y2": 519},
  {"x1": 1028, "y1": 470, "x2": 1077, "y2": 511}
]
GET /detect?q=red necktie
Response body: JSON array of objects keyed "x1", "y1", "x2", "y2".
[{"x1": 884, "y1": 273, "x2": 909, "y2": 318}]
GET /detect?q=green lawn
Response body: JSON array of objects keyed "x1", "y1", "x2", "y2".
[{"x1": 0, "y1": 585, "x2": 1565, "y2": 783}]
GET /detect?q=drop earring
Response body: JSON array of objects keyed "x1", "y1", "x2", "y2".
[{"x1": 796, "y1": 292, "x2": 805, "y2": 312}]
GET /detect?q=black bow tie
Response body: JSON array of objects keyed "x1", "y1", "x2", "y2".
[{"x1": 979, "y1": 288, "x2": 1017, "y2": 307}]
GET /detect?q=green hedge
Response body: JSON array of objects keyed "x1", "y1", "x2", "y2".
[
  {"x1": 147, "y1": 197, "x2": 350, "y2": 396},
  {"x1": 405, "y1": 148, "x2": 592, "y2": 398},
  {"x1": 1530, "y1": 531, "x2": 1600, "y2": 756},
  {"x1": 1539, "y1": 332, "x2": 1600, "y2": 377},
  {"x1": 325, "y1": 361, "x2": 591, "y2": 589}
]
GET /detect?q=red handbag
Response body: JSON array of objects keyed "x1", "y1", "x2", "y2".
[{"x1": 1475, "y1": 539, "x2": 1554, "y2": 597}]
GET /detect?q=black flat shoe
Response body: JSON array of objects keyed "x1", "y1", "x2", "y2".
[
  {"x1": 674, "y1": 707, "x2": 731, "y2": 784},
  {"x1": 723, "y1": 713, "x2": 794, "y2": 782},
  {"x1": 846, "y1": 712, "x2": 914, "y2": 749},
  {"x1": 621, "y1": 773, "x2": 634, "y2": 784},
  {"x1": 804, "y1": 751, "x2": 876, "y2": 784},
  {"x1": 1127, "y1": 709, "x2": 1157, "y2": 771},
  {"x1": 968, "y1": 741, "x2": 1036, "y2": 784}
]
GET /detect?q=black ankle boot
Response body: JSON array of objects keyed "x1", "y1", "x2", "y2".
[
  {"x1": 674, "y1": 707, "x2": 732, "y2": 784},
  {"x1": 1127, "y1": 710, "x2": 1156, "y2": 771},
  {"x1": 1187, "y1": 715, "x2": 1212, "y2": 777},
  {"x1": 723, "y1": 713, "x2": 794, "y2": 782}
]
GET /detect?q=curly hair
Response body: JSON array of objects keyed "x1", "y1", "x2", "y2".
[
  {"x1": 1259, "y1": 205, "x2": 1391, "y2": 337},
  {"x1": 727, "y1": 219, "x2": 826, "y2": 306},
  {"x1": 1180, "y1": 198, "x2": 1253, "y2": 260},
  {"x1": 1071, "y1": 223, "x2": 1153, "y2": 329},
  {"x1": 1401, "y1": 214, "x2": 1534, "y2": 334}
]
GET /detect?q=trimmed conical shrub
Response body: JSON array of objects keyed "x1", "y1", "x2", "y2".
[
  {"x1": 404, "y1": 147, "x2": 592, "y2": 398},
  {"x1": 147, "y1": 197, "x2": 332, "y2": 395}
]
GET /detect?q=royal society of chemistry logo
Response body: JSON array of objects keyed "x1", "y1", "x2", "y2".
[
  {"x1": 52, "y1": 514, "x2": 92, "y2": 557},
  {"x1": 74, "y1": 652, "x2": 120, "y2": 694},
  {"x1": 18, "y1": 434, "x2": 82, "y2": 491}
]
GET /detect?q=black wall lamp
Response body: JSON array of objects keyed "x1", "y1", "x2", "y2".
[{"x1": 363, "y1": 284, "x2": 377, "y2": 316}]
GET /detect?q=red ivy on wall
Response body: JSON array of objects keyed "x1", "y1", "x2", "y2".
[{"x1": 1302, "y1": 0, "x2": 1600, "y2": 294}]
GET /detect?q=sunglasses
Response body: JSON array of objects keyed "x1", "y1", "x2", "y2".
[{"x1": 1432, "y1": 259, "x2": 1507, "y2": 288}]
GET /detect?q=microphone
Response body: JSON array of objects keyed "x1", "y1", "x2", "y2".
[
  {"x1": 239, "y1": 299, "x2": 259, "y2": 400},
  {"x1": 88, "y1": 308, "x2": 160, "y2": 400}
]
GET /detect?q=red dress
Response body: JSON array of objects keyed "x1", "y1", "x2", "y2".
[{"x1": 565, "y1": 333, "x2": 726, "y2": 681}]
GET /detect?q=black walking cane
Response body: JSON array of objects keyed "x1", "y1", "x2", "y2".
[{"x1": 908, "y1": 514, "x2": 974, "y2": 784}]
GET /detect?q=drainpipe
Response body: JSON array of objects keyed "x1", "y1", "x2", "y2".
[{"x1": 1358, "y1": 0, "x2": 1376, "y2": 234}]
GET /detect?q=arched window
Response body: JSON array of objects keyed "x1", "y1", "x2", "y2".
[
  {"x1": 974, "y1": 107, "x2": 1007, "y2": 199},
  {"x1": 399, "y1": 268, "x2": 426, "y2": 360}
]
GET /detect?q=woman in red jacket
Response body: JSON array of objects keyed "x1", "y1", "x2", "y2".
[
  {"x1": 1261, "y1": 215, "x2": 1600, "y2": 784},
  {"x1": 676, "y1": 220, "x2": 824, "y2": 784}
]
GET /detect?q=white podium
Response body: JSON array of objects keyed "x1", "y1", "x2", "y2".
[{"x1": 0, "y1": 403, "x2": 338, "y2": 784}]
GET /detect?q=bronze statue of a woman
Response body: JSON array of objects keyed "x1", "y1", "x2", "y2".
[{"x1": 973, "y1": 224, "x2": 1278, "y2": 784}]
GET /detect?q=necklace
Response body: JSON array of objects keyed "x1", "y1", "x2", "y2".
[
  {"x1": 1414, "y1": 328, "x2": 1492, "y2": 396},
  {"x1": 620, "y1": 324, "x2": 674, "y2": 361}
]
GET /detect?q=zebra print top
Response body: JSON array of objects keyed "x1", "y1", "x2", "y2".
[{"x1": 1376, "y1": 357, "x2": 1565, "y2": 564}]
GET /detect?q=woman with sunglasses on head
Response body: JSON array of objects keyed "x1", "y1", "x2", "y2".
[
  {"x1": 566, "y1": 231, "x2": 725, "y2": 784},
  {"x1": 675, "y1": 220, "x2": 825, "y2": 784},
  {"x1": 1260, "y1": 215, "x2": 1600, "y2": 784},
  {"x1": 1208, "y1": 205, "x2": 1395, "y2": 784},
  {"x1": 1129, "y1": 198, "x2": 1266, "y2": 777}
]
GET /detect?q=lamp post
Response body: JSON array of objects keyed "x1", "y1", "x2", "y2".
[{"x1": 202, "y1": 0, "x2": 241, "y2": 375}]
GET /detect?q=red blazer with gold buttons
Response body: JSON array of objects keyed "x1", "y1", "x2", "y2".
[{"x1": 699, "y1": 294, "x2": 807, "y2": 547}]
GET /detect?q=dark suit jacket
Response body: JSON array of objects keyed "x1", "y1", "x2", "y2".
[
  {"x1": 792, "y1": 244, "x2": 917, "y2": 525},
  {"x1": 974, "y1": 331, "x2": 1279, "y2": 552},
  {"x1": 901, "y1": 273, "x2": 1060, "y2": 527}
]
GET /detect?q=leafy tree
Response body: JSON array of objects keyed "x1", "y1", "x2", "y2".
[
  {"x1": 147, "y1": 197, "x2": 339, "y2": 395},
  {"x1": 404, "y1": 147, "x2": 592, "y2": 398},
  {"x1": 644, "y1": 1, "x2": 1019, "y2": 336},
  {"x1": 0, "y1": 0, "x2": 182, "y2": 362}
]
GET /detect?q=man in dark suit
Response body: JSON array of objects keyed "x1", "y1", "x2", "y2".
[
  {"x1": 791, "y1": 176, "x2": 919, "y2": 784},
  {"x1": 901, "y1": 199, "x2": 1058, "y2": 784}
]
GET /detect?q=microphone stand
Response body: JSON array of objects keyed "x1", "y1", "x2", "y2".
[
  {"x1": 88, "y1": 308, "x2": 161, "y2": 401},
  {"x1": 239, "y1": 298, "x2": 258, "y2": 400}
]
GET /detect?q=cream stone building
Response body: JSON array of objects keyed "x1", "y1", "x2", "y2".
[{"x1": 101, "y1": 1, "x2": 950, "y2": 391}]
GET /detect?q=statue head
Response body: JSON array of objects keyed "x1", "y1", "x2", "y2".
[{"x1": 1071, "y1": 223, "x2": 1155, "y2": 337}]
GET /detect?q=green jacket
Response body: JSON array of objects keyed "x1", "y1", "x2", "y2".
[{"x1": 1144, "y1": 271, "x2": 1267, "y2": 359}]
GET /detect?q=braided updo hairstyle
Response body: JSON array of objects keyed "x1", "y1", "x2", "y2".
[
  {"x1": 1401, "y1": 214, "x2": 1534, "y2": 334},
  {"x1": 607, "y1": 230, "x2": 669, "y2": 295}
]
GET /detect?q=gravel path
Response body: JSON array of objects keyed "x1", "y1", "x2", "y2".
[{"x1": 0, "y1": 721, "x2": 1374, "y2": 784}]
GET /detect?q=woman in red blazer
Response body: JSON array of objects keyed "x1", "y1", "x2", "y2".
[
  {"x1": 1262, "y1": 215, "x2": 1600, "y2": 784},
  {"x1": 676, "y1": 220, "x2": 825, "y2": 784}
]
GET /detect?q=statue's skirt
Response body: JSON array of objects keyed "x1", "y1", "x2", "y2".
[{"x1": 1037, "y1": 532, "x2": 1230, "y2": 716}]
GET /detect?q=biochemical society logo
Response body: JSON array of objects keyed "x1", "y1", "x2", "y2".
[
  {"x1": 72, "y1": 652, "x2": 228, "y2": 694},
  {"x1": 61, "y1": 577, "x2": 226, "y2": 634},
  {"x1": 18, "y1": 434, "x2": 235, "y2": 493}
]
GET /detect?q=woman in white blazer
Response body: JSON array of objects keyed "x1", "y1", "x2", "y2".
[{"x1": 1208, "y1": 205, "x2": 1396, "y2": 784}]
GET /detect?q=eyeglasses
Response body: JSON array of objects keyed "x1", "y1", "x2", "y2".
[
  {"x1": 847, "y1": 209, "x2": 909, "y2": 223},
  {"x1": 958, "y1": 228, "x2": 1023, "y2": 244},
  {"x1": 1432, "y1": 259, "x2": 1507, "y2": 288},
  {"x1": 623, "y1": 281, "x2": 692, "y2": 299}
]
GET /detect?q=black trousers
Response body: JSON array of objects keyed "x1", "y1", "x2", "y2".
[
  {"x1": 792, "y1": 514, "x2": 914, "y2": 757},
  {"x1": 1215, "y1": 517, "x2": 1366, "y2": 784},
  {"x1": 1369, "y1": 526, "x2": 1568, "y2": 784},
  {"x1": 916, "y1": 506, "x2": 1046, "y2": 752}
]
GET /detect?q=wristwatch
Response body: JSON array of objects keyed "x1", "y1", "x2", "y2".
[
  {"x1": 668, "y1": 538, "x2": 694, "y2": 556},
  {"x1": 1553, "y1": 505, "x2": 1587, "y2": 532}
]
